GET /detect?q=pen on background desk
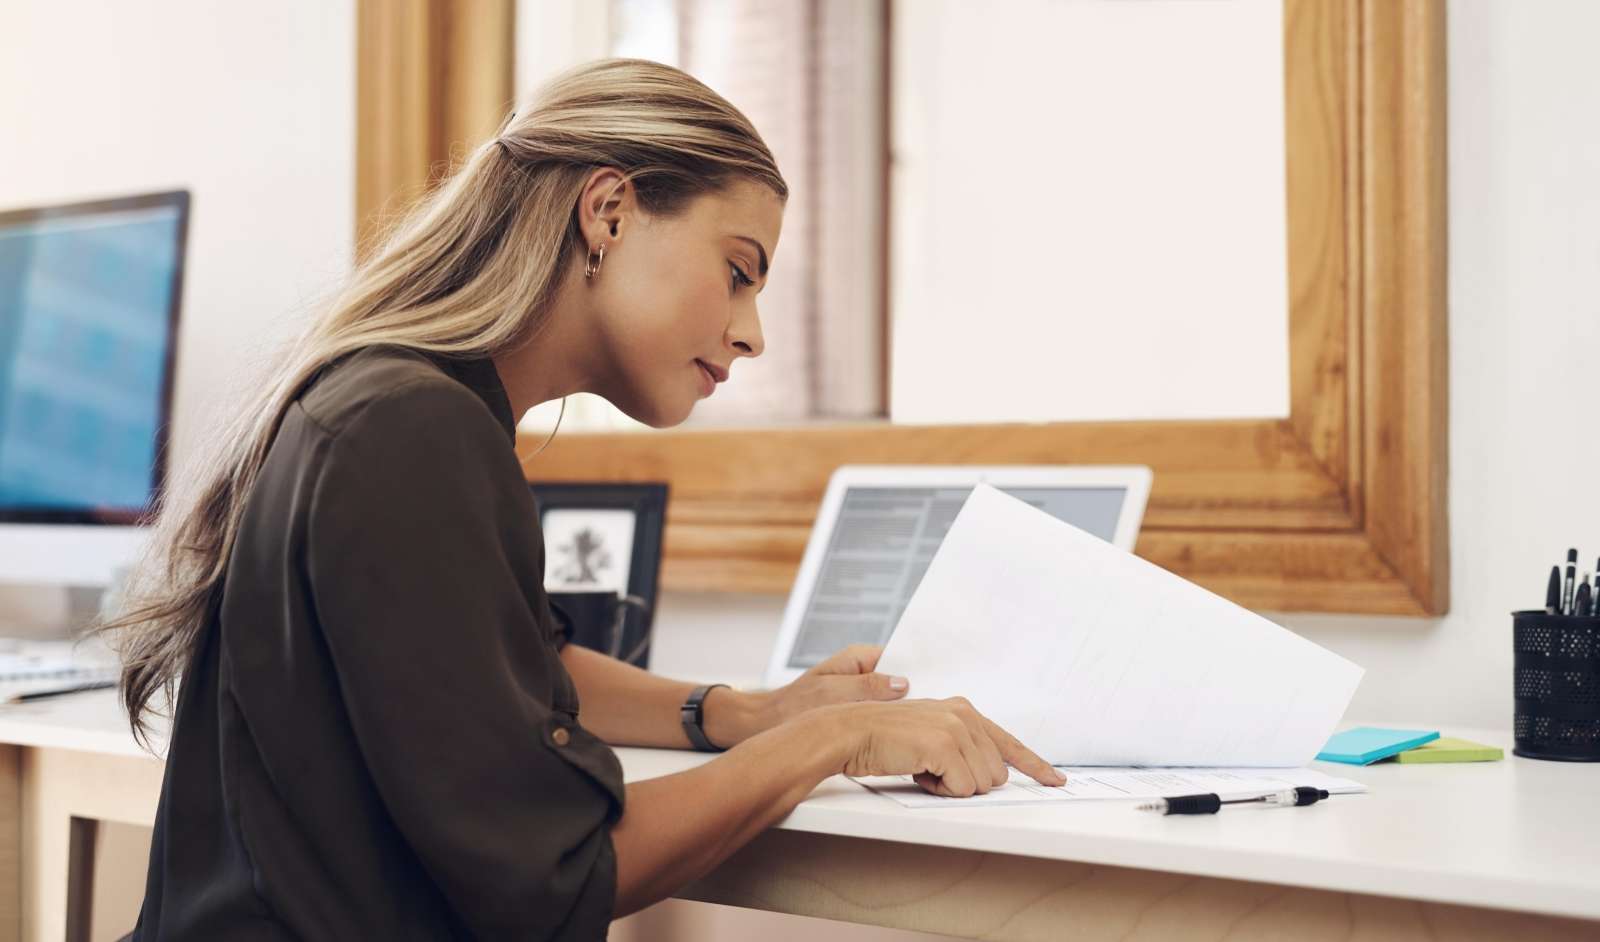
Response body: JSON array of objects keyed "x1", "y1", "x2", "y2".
[
  {"x1": 1546, "y1": 565, "x2": 1563, "y2": 614},
  {"x1": 5, "y1": 680, "x2": 115, "y2": 704},
  {"x1": 1563, "y1": 549, "x2": 1578, "y2": 615},
  {"x1": 1137, "y1": 787, "x2": 1334, "y2": 815},
  {"x1": 1577, "y1": 579, "x2": 1593, "y2": 618}
]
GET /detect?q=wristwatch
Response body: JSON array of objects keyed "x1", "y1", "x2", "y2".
[{"x1": 680, "y1": 684, "x2": 729, "y2": 752}]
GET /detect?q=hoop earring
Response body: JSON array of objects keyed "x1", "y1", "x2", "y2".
[
  {"x1": 585, "y1": 243, "x2": 606, "y2": 279},
  {"x1": 519, "y1": 395, "x2": 567, "y2": 461}
]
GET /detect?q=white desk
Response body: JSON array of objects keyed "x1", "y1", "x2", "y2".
[{"x1": 3, "y1": 692, "x2": 1597, "y2": 941}]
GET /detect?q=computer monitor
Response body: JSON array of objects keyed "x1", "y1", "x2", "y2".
[{"x1": 0, "y1": 190, "x2": 188, "y2": 587}]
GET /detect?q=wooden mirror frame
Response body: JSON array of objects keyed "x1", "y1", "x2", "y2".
[{"x1": 357, "y1": 0, "x2": 1447, "y2": 615}]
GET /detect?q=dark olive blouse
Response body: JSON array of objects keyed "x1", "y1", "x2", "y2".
[{"x1": 132, "y1": 345, "x2": 625, "y2": 940}]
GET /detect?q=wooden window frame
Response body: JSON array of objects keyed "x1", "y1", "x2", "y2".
[
  {"x1": 357, "y1": 0, "x2": 1448, "y2": 615},
  {"x1": 355, "y1": 0, "x2": 516, "y2": 257}
]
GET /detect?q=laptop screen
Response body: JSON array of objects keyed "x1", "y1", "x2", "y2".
[{"x1": 785, "y1": 485, "x2": 1128, "y2": 669}]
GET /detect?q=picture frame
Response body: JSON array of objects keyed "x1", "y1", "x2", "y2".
[{"x1": 529, "y1": 481, "x2": 668, "y2": 667}]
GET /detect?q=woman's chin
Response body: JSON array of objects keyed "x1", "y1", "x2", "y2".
[
  {"x1": 616, "y1": 395, "x2": 694, "y2": 430},
  {"x1": 659, "y1": 400, "x2": 697, "y2": 428}
]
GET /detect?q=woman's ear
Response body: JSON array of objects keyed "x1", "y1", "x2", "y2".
[{"x1": 580, "y1": 168, "x2": 633, "y2": 245}]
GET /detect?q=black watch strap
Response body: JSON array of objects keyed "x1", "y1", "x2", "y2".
[{"x1": 681, "y1": 684, "x2": 729, "y2": 752}]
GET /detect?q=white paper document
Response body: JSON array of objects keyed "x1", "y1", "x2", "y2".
[
  {"x1": 857, "y1": 766, "x2": 1367, "y2": 810},
  {"x1": 876, "y1": 485, "x2": 1363, "y2": 767}
]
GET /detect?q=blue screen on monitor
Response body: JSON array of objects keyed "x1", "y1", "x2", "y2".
[{"x1": 0, "y1": 197, "x2": 184, "y2": 518}]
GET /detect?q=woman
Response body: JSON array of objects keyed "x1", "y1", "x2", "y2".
[{"x1": 103, "y1": 58, "x2": 1063, "y2": 940}]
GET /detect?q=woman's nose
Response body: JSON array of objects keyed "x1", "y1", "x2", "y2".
[{"x1": 729, "y1": 306, "x2": 764, "y2": 358}]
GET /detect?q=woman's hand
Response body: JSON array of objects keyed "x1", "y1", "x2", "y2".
[
  {"x1": 810, "y1": 697, "x2": 1067, "y2": 797},
  {"x1": 703, "y1": 644, "x2": 910, "y2": 747},
  {"x1": 769, "y1": 643, "x2": 910, "y2": 722}
]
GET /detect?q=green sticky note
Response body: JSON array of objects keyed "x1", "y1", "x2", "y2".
[{"x1": 1391, "y1": 736, "x2": 1504, "y2": 763}]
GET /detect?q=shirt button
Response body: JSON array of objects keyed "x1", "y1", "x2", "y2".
[{"x1": 552, "y1": 727, "x2": 571, "y2": 746}]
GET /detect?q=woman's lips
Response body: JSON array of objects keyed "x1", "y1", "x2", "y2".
[{"x1": 694, "y1": 359, "x2": 716, "y2": 396}]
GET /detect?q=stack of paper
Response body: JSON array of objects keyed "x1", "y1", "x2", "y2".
[{"x1": 875, "y1": 485, "x2": 1364, "y2": 769}]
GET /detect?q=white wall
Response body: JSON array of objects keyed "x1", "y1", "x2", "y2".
[
  {"x1": 889, "y1": 0, "x2": 1290, "y2": 425},
  {"x1": 0, "y1": 0, "x2": 354, "y2": 625},
  {"x1": 651, "y1": 0, "x2": 1600, "y2": 738}
]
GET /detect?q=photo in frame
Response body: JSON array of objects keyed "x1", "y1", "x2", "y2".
[{"x1": 529, "y1": 482, "x2": 668, "y2": 668}]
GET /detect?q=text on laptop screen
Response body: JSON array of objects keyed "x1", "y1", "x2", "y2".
[{"x1": 786, "y1": 486, "x2": 1127, "y2": 669}]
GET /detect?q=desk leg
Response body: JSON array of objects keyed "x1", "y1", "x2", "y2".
[
  {"x1": 0, "y1": 746, "x2": 19, "y2": 942},
  {"x1": 680, "y1": 830, "x2": 1599, "y2": 942},
  {"x1": 64, "y1": 818, "x2": 97, "y2": 942},
  {"x1": 20, "y1": 749, "x2": 162, "y2": 942}
]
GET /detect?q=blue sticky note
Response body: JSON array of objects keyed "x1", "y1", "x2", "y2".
[{"x1": 1316, "y1": 727, "x2": 1440, "y2": 765}]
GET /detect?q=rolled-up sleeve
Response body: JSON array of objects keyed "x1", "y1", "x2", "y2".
[{"x1": 304, "y1": 378, "x2": 623, "y2": 940}]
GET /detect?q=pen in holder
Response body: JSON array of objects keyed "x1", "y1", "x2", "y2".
[
  {"x1": 1512, "y1": 610, "x2": 1600, "y2": 761},
  {"x1": 550, "y1": 591, "x2": 655, "y2": 669}
]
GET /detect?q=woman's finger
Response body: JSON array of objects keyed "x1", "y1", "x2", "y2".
[
  {"x1": 966, "y1": 716, "x2": 1009, "y2": 786},
  {"x1": 856, "y1": 672, "x2": 909, "y2": 701},
  {"x1": 945, "y1": 721, "x2": 996, "y2": 795},
  {"x1": 945, "y1": 698, "x2": 1007, "y2": 785},
  {"x1": 818, "y1": 673, "x2": 907, "y2": 705},
  {"x1": 983, "y1": 716, "x2": 1066, "y2": 786},
  {"x1": 810, "y1": 643, "x2": 885, "y2": 676},
  {"x1": 922, "y1": 729, "x2": 980, "y2": 797},
  {"x1": 918, "y1": 759, "x2": 978, "y2": 798}
]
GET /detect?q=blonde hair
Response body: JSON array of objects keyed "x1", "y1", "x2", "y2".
[{"x1": 98, "y1": 58, "x2": 787, "y2": 747}]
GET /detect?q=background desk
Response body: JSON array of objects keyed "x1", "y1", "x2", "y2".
[{"x1": 1, "y1": 693, "x2": 1596, "y2": 941}]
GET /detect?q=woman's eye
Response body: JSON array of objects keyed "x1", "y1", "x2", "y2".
[{"x1": 729, "y1": 262, "x2": 754, "y2": 292}]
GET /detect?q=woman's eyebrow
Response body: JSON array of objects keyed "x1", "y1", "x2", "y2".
[{"x1": 731, "y1": 235, "x2": 769, "y2": 277}]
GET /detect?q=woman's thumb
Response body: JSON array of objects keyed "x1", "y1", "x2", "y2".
[{"x1": 861, "y1": 672, "x2": 910, "y2": 700}]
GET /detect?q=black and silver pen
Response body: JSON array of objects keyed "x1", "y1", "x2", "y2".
[
  {"x1": 1137, "y1": 787, "x2": 1333, "y2": 815},
  {"x1": 1563, "y1": 549, "x2": 1578, "y2": 615}
]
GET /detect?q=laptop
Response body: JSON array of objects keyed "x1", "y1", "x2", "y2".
[{"x1": 763, "y1": 465, "x2": 1152, "y2": 687}]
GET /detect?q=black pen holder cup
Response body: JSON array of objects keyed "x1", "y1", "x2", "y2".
[{"x1": 1512, "y1": 610, "x2": 1600, "y2": 762}]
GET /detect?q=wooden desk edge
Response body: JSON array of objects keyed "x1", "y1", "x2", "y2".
[{"x1": 680, "y1": 828, "x2": 1600, "y2": 941}]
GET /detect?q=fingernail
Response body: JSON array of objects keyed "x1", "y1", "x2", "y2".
[{"x1": 888, "y1": 676, "x2": 909, "y2": 691}]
